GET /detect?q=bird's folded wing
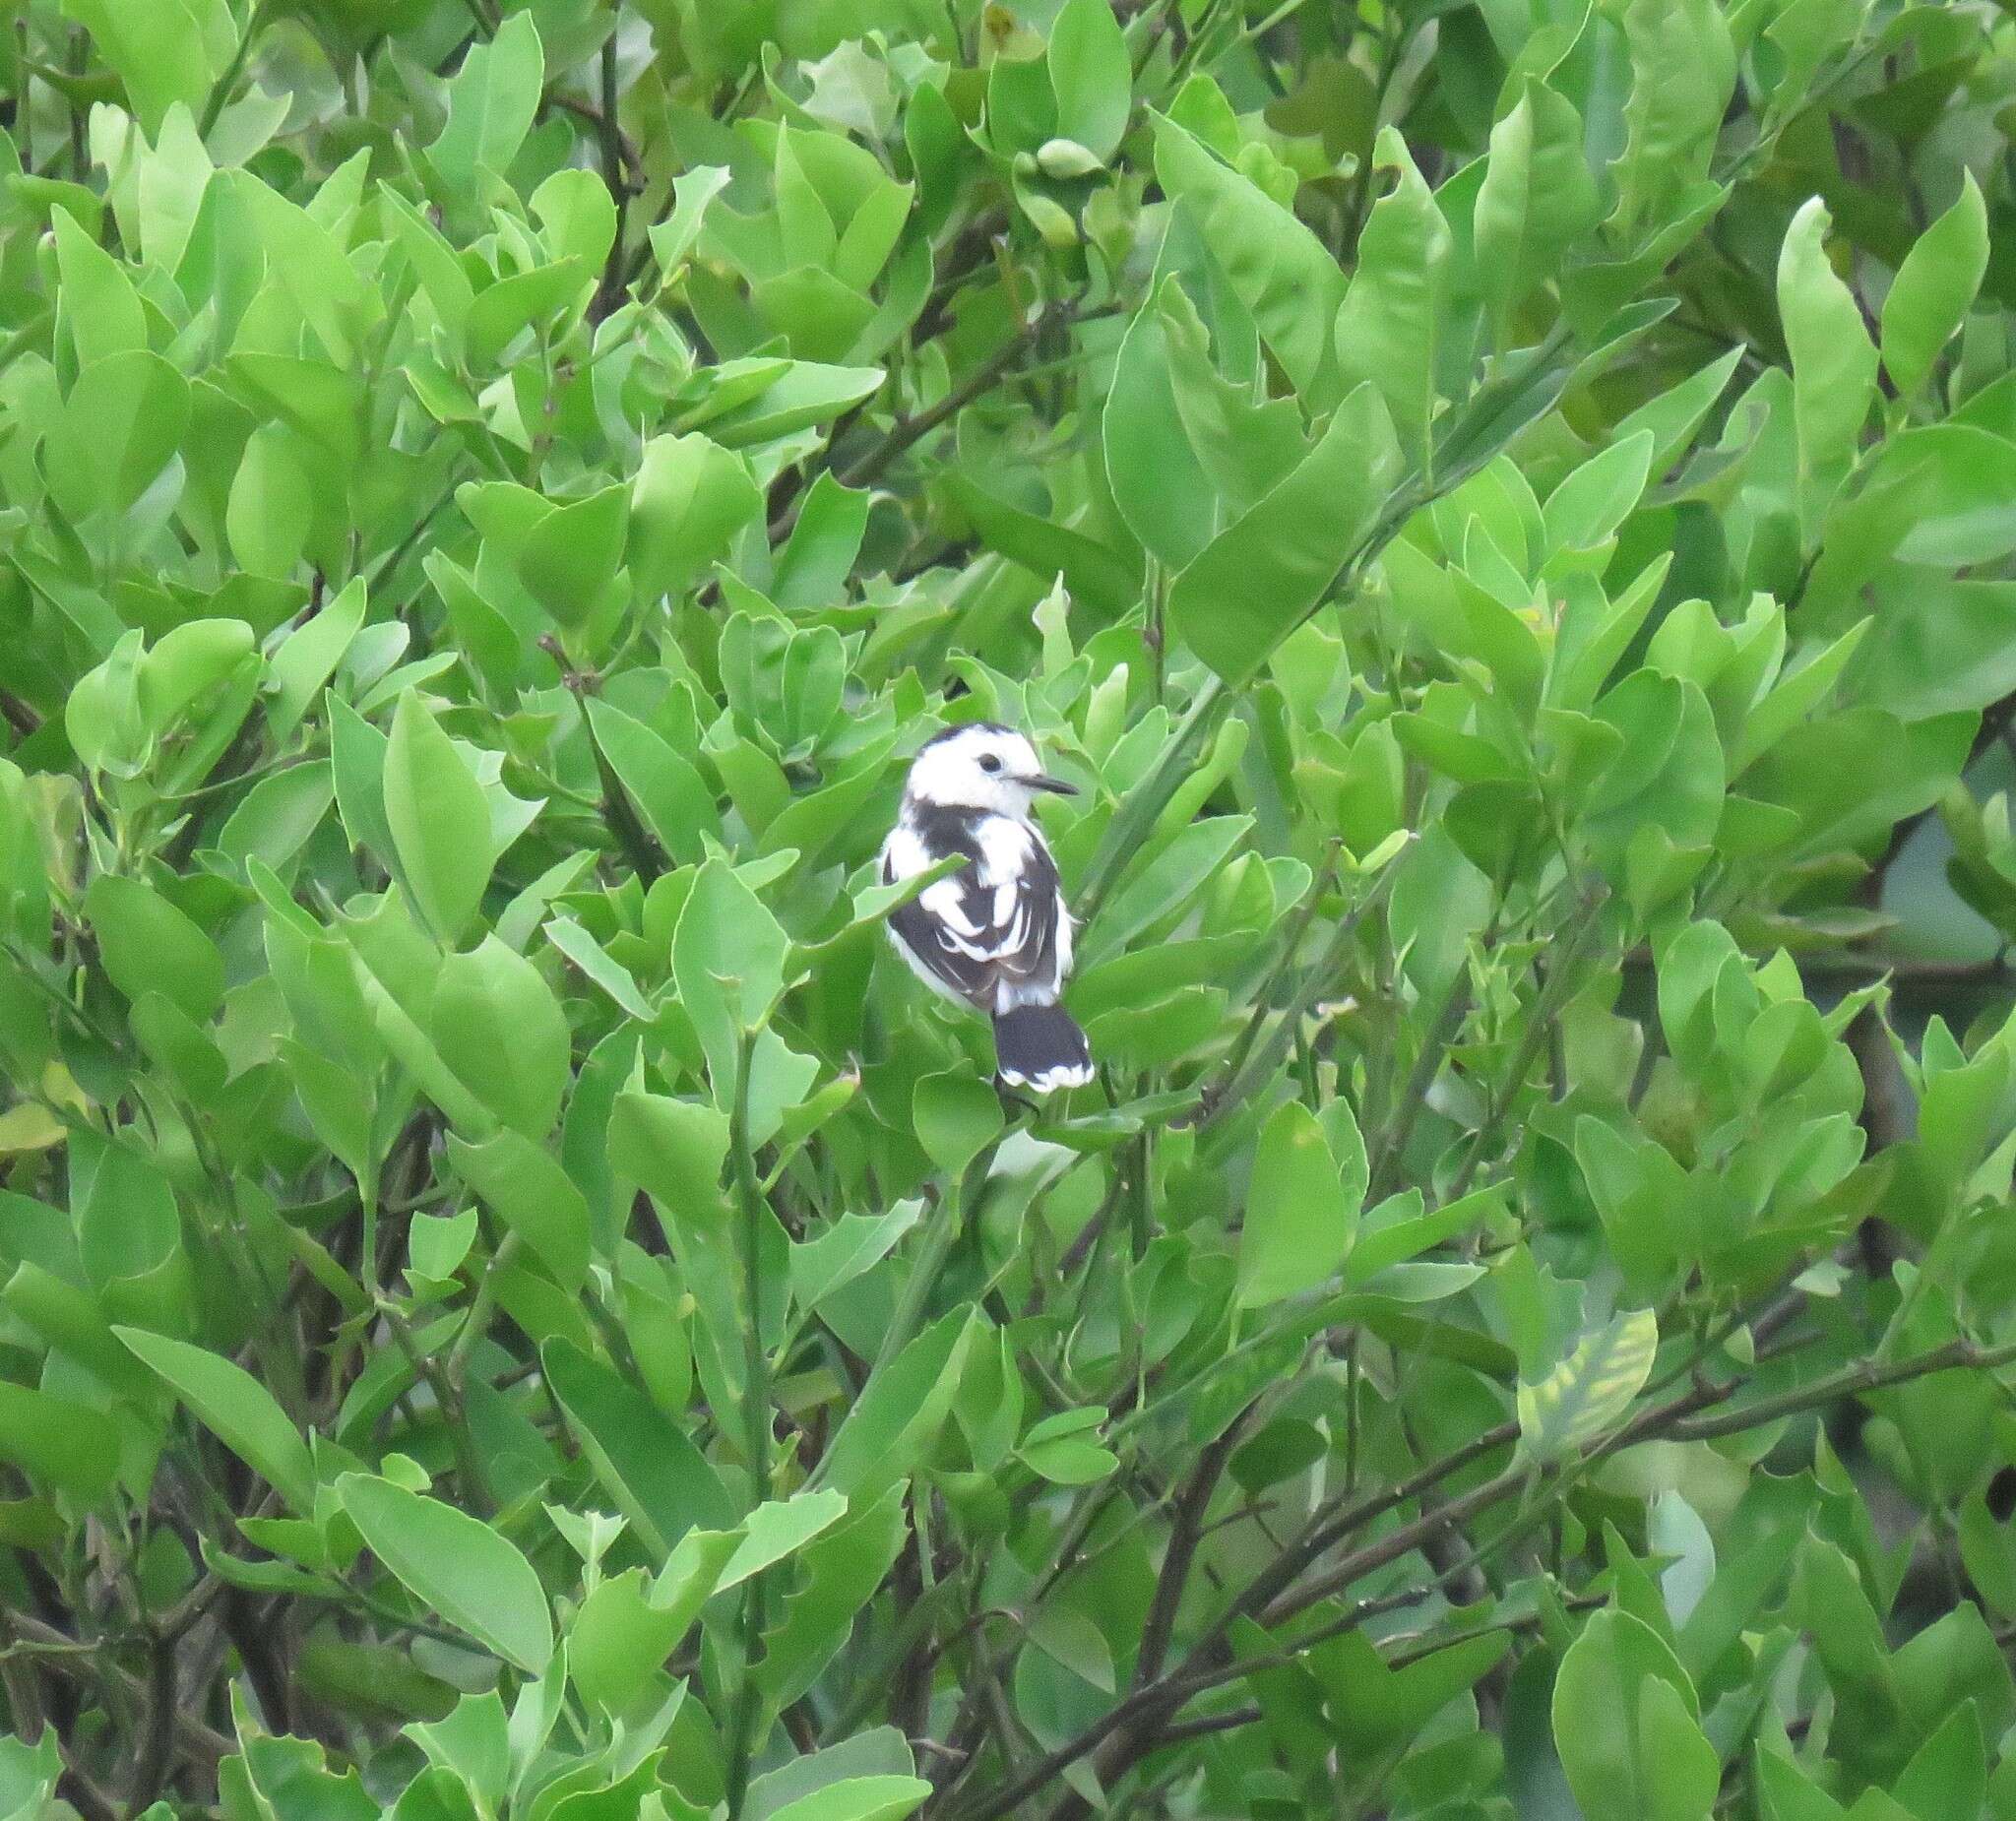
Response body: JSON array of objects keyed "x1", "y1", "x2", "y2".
[{"x1": 889, "y1": 843, "x2": 1060, "y2": 1004}]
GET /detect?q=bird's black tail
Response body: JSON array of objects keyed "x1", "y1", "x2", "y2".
[{"x1": 993, "y1": 1003, "x2": 1094, "y2": 1093}]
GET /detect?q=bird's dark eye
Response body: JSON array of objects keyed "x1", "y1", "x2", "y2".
[{"x1": 977, "y1": 753, "x2": 1002, "y2": 774}]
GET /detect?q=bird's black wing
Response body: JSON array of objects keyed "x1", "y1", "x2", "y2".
[{"x1": 885, "y1": 818, "x2": 1061, "y2": 1011}]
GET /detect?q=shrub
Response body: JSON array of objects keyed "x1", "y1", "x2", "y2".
[{"x1": 3, "y1": 2, "x2": 2016, "y2": 1819}]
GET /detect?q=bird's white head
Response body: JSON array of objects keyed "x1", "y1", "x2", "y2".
[{"x1": 903, "y1": 722, "x2": 1077, "y2": 819}]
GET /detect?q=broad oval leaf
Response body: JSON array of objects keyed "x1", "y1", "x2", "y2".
[
  {"x1": 1517, "y1": 1307, "x2": 1660, "y2": 1465},
  {"x1": 338, "y1": 1473, "x2": 553, "y2": 1672},
  {"x1": 116, "y1": 1328, "x2": 316, "y2": 1514},
  {"x1": 1236, "y1": 1099, "x2": 1364, "y2": 1308},
  {"x1": 384, "y1": 690, "x2": 494, "y2": 947}
]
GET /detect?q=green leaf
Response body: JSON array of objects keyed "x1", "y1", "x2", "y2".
[
  {"x1": 1517, "y1": 1307, "x2": 1660, "y2": 1465},
  {"x1": 406, "y1": 1691, "x2": 510, "y2": 1812},
  {"x1": 764, "y1": 1778, "x2": 931, "y2": 1821},
  {"x1": 1150, "y1": 111, "x2": 1346, "y2": 397},
  {"x1": 1551, "y1": 1609, "x2": 1708, "y2": 1821},
  {"x1": 409, "y1": 1209, "x2": 477, "y2": 1283},
  {"x1": 1047, "y1": 0, "x2": 1131, "y2": 162},
  {"x1": 702, "y1": 361, "x2": 885, "y2": 447},
  {"x1": 85, "y1": 873, "x2": 223, "y2": 1023},
  {"x1": 115, "y1": 1328, "x2": 316, "y2": 1513},
  {"x1": 544, "y1": 914, "x2": 656, "y2": 1022},
  {"x1": 629, "y1": 432, "x2": 763, "y2": 602},
  {"x1": 338, "y1": 1474, "x2": 553, "y2": 1672},
  {"x1": 51, "y1": 204, "x2": 144, "y2": 367},
  {"x1": 1236, "y1": 1099, "x2": 1364, "y2": 1307},
  {"x1": 1335, "y1": 129, "x2": 1449, "y2": 469},
  {"x1": 567, "y1": 1568, "x2": 694, "y2": 1714},
  {"x1": 1167, "y1": 384, "x2": 1400, "y2": 686},
  {"x1": 789, "y1": 1203, "x2": 923, "y2": 1314},
  {"x1": 913, "y1": 1071, "x2": 1004, "y2": 1179},
  {"x1": 532, "y1": 166, "x2": 618, "y2": 272},
  {"x1": 541, "y1": 1338, "x2": 735, "y2": 1557},
  {"x1": 384, "y1": 691, "x2": 494, "y2": 947},
  {"x1": 1345, "y1": 1184, "x2": 1501, "y2": 1286},
  {"x1": 431, "y1": 936, "x2": 571, "y2": 1140},
  {"x1": 585, "y1": 698, "x2": 721, "y2": 866},
  {"x1": 1881, "y1": 172, "x2": 1989, "y2": 400},
  {"x1": 1632, "y1": 1675, "x2": 1721, "y2": 1821},
  {"x1": 269, "y1": 578, "x2": 367, "y2": 742},
  {"x1": 821, "y1": 1308, "x2": 976, "y2": 1502},
  {"x1": 608, "y1": 1088, "x2": 731, "y2": 1224},
  {"x1": 1473, "y1": 82, "x2": 1601, "y2": 348},
  {"x1": 1612, "y1": 0, "x2": 1734, "y2": 233},
  {"x1": 447, "y1": 1129, "x2": 591, "y2": 1294},
  {"x1": 1103, "y1": 283, "x2": 1219, "y2": 572},
  {"x1": 0, "y1": 1380, "x2": 120, "y2": 1501},
  {"x1": 517, "y1": 485, "x2": 630, "y2": 629},
  {"x1": 1019, "y1": 1407, "x2": 1118, "y2": 1484},
  {"x1": 1544, "y1": 431, "x2": 1655, "y2": 564},
  {"x1": 1892, "y1": 1701, "x2": 1985, "y2": 1821},
  {"x1": 773, "y1": 472, "x2": 870, "y2": 611},
  {"x1": 1613, "y1": 347, "x2": 1742, "y2": 477},
  {"x1": 943, "y1": 473, "x2": 1140, "y2": 620},
  {"x1": 1318, "y1": 1629, "x2": 1512, "y2": 1757},
  {"x1": 1027, "y1": 1601, "x2": 1116, "y2": 1692},
  {"x1": 3, "y1": 1263, "x2": 157, "y2": 1402},
  {"x1": 464, "y1": 257, "x2": 591, "y2": 370},
  {"x1": 1778, "y1": 197, "x2": 1877, "y2": 529},
  {"x1": 1088, "y1": 815, "x2": 1253, "y2": 962},
  {"x1": 59, "y1": 0, "x2": 235, "y2": 135},
  {"x1": 717, "y1": 1490, "x2": 849, "y2": 1589},
  {"x1": 139, "y1": 618, "x2": 257, "y2": 740},
  {"x1": 1753, "y1": 1751, "x2": 1847, "y2": 1821},
  {"x1": 227, "y1": 425, "x2": 315, "y2": 579},
  {"x1": 0, "y1": 1731, "x2": 60, "y2": 1821},
  {"x1": 429, "y1": 12, "x2": 544, "y2": 192},
  {"x1": 671, "y1": 856, "x2": 792, "y2": 1094},
  {"x1": 47, "y1": 349, "x2": 191, "y2": 521}
]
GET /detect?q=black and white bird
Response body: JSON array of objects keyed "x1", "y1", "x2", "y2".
[{"x1": 880, "y1": 722, "x2": 1094, "y2": 1094}]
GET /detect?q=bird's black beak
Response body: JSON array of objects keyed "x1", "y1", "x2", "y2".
[{"x1": 1026, "y1": 774, "x2": 1078, "y2": 795}]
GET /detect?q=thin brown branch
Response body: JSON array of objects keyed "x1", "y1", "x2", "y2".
[
  {"x1": 1664, "y1": 1336, "x2": 2016, "y2": 1445},
  {"x1": 1134, "y1": 1413, "x2": 1249, "y2": 1688},
  {"x1": 124, "y1": 1633, "x2": 177, "y2": 1815},
  {"x1": 0, "y1": 689, "x2": 39, "y2": 738},
  {"x1": 948, "y1": 1326, "x2": 2016, "y2": 1821}
]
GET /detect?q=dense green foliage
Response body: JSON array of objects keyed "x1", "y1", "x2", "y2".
[{"x1": 7, "y1": 1, "x2": 2016, "y2": 1818}]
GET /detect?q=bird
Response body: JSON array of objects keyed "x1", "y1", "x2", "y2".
[{"x1": 879, "y1": 722, "x2": 1095, "y2": 1094}]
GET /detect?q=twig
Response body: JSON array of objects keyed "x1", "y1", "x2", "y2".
[
  {"x1": 724, "y1": 1024, "x2": 775, "y2": 1821},
  {"x1": 582, "y1": 41, "x2": 637, "y2": 323},
  {"x1": 567, "y1": 664, "x2": 662, "y2": 884},
  {"x1": 1365, "y1": 972, "x2": 1477, "y2": 1198},
  {"x1": 769, "y1": 299, "x2": 1120, "y2": 549},
  {"x1": 378, "y1": 1298, "x2": 494, "y2": 1515},
  {"x1": 1134, "y1": 1414, "x2": 1248, "y2": 1687},
  {"x1": 546, "y1": 90, "x2": 646, "y2": 194},
  {"x1": 1196, "y1": 857, "x2": 1408, "y2": 1133},
  {"x1": 1444, "y1": 890, "x2": 1606, "y2": 1200},
  {"x1": 446, "y1": 1229, "x2": 521, "y2": 1386},
  {"x1": 1665, "y1": 1336, "x2": 2016, "y2": 1444},
  {"x1": 198, "y1": 1, "x2": 269, "y2": 139},
  {"x1": 58, "y1": 1749, "x2": 117, "y2": 1821},
  {"x1": 0, "y1": 689, "x2": 38, "y2": 737},
  {"x1": 123, "y1": 1632, "x2": 177, "y2": 1814},
  {"x1": 3, "y1": 1616, "x2": 234, "y2": 1767},
  {"x1": 950, "y1": 1324, "x2": 2016, "y2": 1821}
]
